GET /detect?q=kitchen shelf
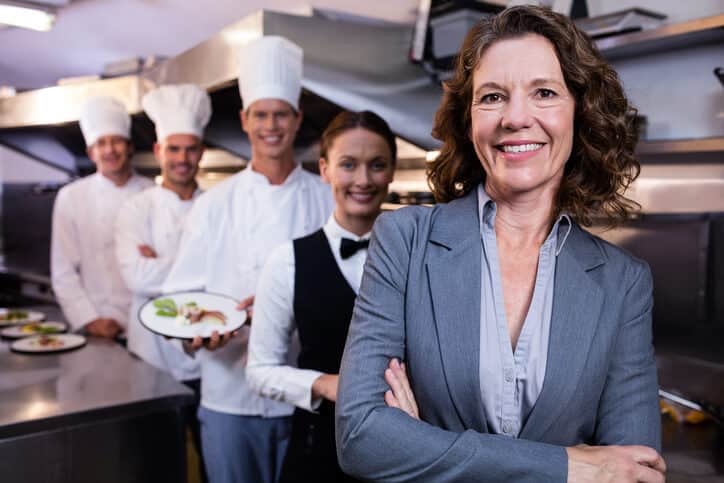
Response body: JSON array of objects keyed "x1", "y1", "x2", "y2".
[
  {"x1": 636, "y1": 137, "x2": 724, "y2": 155},
  {"x1": 596, "y1": 13, "x2": 724, "y2": 60}
]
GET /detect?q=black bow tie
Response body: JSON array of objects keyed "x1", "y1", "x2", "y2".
[{"x1": 340, "y1": 238, "x2": 369, "y2": 259}]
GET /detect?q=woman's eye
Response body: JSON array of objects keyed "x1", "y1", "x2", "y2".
[
  {"x1": 537, "y1": 88, "x2": 557, "y2": 98},
  {"x1": 481, "y1": 93, "x2": 502, "y2": 104}
]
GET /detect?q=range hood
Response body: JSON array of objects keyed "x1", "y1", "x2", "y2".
[{"x1": 0, "y1": 9, "x2": 440, "y2": 181}]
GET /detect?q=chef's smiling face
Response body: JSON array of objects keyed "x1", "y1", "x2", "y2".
[
  {"x1": 319, "y1": 127, "x2": 394, "y2": 226},
  {"x1": 470, "y1": 33, "x2": 575, "y2": 200},
  {"x1": 241, "y1": 99, "x2": 302, "y2": 161},
  {"x1": 156, "y1": 133, "x2": 203, "y2": 187},
  {"x1": 87, "y1": 135, "x2": 133, "y2": 178}
]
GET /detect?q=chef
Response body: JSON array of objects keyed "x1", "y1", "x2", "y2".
[
  {"x1": 162, "y1": 36, "x2": 333, "y2": 483},
  {"x1": 114, "y1": 83, "x2": 210, "y2": 481},
  {"x1": 51, "y1": 96, "x2": 154, "y2": 338}
]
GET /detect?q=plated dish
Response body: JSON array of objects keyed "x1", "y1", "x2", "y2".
[
  {"x1": 139, "y1": 291, "x2": 246, "y2": 340},
  {"x1": 0, "y1": 308, "x2": 45, "y2": 327},
  {"x1": 1, "y1": 321, "x2": 67, "y2": 339},
  {"x1": 10, "y1": 334, "x2": 87, "y2": 354}
]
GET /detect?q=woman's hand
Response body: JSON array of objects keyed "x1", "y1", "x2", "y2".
[
  {"x1": 567, "y1": 444, "x2": 666, "y2": 483},
  {"x1": 384, "y1": 358, "x2": 419, "y2": 420},
  {"x1": 188, "y1": 330, "x2": 237, "y2": 352},
  {"x1": 312, "y1": 374, "x2": 339, "y2": 402}
]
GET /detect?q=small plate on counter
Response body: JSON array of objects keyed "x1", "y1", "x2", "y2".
[
  {"x1": 10, "y1": 334, "x2": 86, "y2": 354},
  {"x1": 139, "y1": 291, "x2": 246, "y2": 340},
  {"x1": 1, "y1": 321, "x2": 67, "y2": 339},
  {"x1": 0, "y1": 308, "x2": 45, "y2": 327}
]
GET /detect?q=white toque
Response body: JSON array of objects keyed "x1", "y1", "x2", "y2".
[
  {"x1": 142, "y1": 84, "x2": 212, "y2": 142},
  {"x1": 79, "y1": 96, "x2": 131, "y2": 147},
  {"x1": 237, "y1": 36, "x2": 303, "y2": 112}
]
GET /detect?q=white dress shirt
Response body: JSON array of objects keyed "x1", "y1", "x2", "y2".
[
  {"x1": 162, "y1": 164, "x2": 333, "y2": 416},
  {"x1": 247, "y1": 214, "x2": 370, "y2": 412},
  {"x1": 115, "y1": 185, "x2": 202, "y2": 381},
  {"x1": 51, "y1": 172, "x2": 154, "y2": 330}
]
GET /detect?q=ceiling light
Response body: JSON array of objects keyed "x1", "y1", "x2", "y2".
[{"x1": 0, "y1": 2, "x2": 56, "y2": 32}]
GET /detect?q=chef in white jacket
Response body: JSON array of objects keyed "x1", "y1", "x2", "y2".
[
  {"x1": 162, "y1": 37, "x2": 333, "y2": 483},
  {"x1": 51, "y1": 96, "x2": 154, "y2": 338},
  {"x1": 115, "y1": 84, "x2": 210, "y2": 381},
  {"x1": 115, "y1": 83, "x2": 211, "y2": 482}
]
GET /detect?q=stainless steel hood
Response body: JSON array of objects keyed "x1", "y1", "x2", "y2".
[{"x1": 0, "y1": 9, "x2": 440, "y2": 176}]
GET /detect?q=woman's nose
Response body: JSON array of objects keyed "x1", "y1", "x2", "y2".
[{"x1": 501, "y1": 96, "x2": 534, "y2": 131}]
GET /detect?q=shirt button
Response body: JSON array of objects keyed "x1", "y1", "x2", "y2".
[
  {"x1": 502, "y1": 421, "x2": 513, "y2": 434},
  {"x1": 504, "y1": 369, "x2": 514, "y2": 383}
]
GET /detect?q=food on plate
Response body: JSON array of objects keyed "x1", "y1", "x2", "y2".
[
  {"x1": 0, "y1": 310, "x2": 29, "y2": 321},
  {"x1": 21, "y1": 322, "x2": 62, "y2": 335},
  {"x1": 153, "y1": 298, "x2": 227, "y2": 326},
  {"x1": 31, "y1": 335, "x2": 64, "y2": 349}
]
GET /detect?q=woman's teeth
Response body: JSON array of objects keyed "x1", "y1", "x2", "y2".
[{"x1": 500, "y1": 143, "x2": 543, "y2": 153}]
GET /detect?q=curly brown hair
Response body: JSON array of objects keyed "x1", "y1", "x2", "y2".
[{"x1": 428, "y1": 5, "x2": 640, "y2": 226}]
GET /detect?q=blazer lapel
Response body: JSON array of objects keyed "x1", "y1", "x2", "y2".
[
  {"x1": 520, "y1": 225, "x2": 605, "y2": 441},
  {"x1": 425, "y1": 191, "x2": 487, "y2": 432}
]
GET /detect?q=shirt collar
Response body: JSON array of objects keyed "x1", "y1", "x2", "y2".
[
  {"x1": 323, "y1": 214, "x2": 371, "y2": 242},
  {"x1": 245, "y1": 162, "x2": 302, "y2": 187},
  {"x1": 157, "y1": 184, "x2": 202, "y2": 203},
  {"x1": 476, "y1": 184, "x2": 572, "y2": 256}
]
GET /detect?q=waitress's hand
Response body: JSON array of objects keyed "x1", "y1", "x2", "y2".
[
  {"x1": 189, "y1": 330, "x2": 237, "y2": 352},
  {"x1": 312, "y1": 374, "x2": 339, "y2": 402},
  {"x1": 237, "y1": 295, "x2": 254, "y2": 322},
  {"x1": 384, "y1": 358, "x2": 419, "y2": 420},
  {"x1": 566, "y1": 444, "x2": 666, "y2": 483}
]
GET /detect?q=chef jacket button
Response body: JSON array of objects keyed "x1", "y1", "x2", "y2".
[
  {"x1": 504, "y1": 368, "x2": 514, "y2": 383},
  {"x1": 502, "y1": 421, "x2": 513, "y2": 434}
]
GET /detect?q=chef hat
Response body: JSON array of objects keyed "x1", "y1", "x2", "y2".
[
  {"x1": 142, "y1": 84, "x2": 212, "y2": 142},
  {"x1": 79, "y1": 96, "x2": 131, "y2": 147},
  {"x1": 237, "y1": 36, "x2": 302, "y2": 112}
]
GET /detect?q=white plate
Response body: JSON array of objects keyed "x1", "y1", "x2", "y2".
[
  {"x1": 0, "y1": 308, "x2": 45, "y2": 327},
  {"x1": 1, "y1": 321, "x2": 67, "y2": 339},
  {"x1": 139, "y1": 291, "x2": 246, "y2": 340},
  {"x1": 11, "y1": 334, "x2": 86, "y2": 354}
]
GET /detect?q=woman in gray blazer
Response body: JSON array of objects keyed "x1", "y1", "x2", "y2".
[{"x1": 336, "y1": 6, "x2": 665, "y2": 482}]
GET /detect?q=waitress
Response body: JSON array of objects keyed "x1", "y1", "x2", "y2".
[{"x1": 246, "y1": 110, "x2": 396, "y2": 482}]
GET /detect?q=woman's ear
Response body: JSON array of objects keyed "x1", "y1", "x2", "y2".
[{"x1": 319, "y1": 157, "x2": 330, "y2": 184}]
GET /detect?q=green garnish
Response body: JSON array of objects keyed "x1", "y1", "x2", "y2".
[
  {"x1": 153, "y1": 298, "x2": 178, "y2": 315},
  {"x1": 34, "y1": 325, "x2": 61, "y2": 334}
]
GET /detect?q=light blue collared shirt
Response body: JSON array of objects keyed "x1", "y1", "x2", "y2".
[{"x1": 477, "y1": 184, "x2": 571, "y2": 437}]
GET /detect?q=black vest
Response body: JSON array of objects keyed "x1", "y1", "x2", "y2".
[{"x1": 293, "y1": 229, "x2": 357, "y2": 374}]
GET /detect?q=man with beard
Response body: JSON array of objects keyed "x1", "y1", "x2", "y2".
[
  {"x1": 51, "y1": 96, "x2": 154, "y2": 338},
  {"x1": 114, "y1": 83, "x2": 211, "y2": 481},
  {"x1": 163, "y1": 37, "x2": 333, "y2": 483}
]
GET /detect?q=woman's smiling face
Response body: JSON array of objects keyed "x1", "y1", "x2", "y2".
[
  {"x1": 320, "y1": 127, "x2": 394, "y2": 226},
  {"x1": 470, "y1": 33, "x2": 575, "y2": 200}
]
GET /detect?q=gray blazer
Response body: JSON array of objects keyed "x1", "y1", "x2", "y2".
[{"x1": 336, "y1": 189, "x2": 661, "y2": 482}]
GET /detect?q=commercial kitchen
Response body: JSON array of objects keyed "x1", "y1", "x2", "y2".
[{"x1": 0, "y1": 1, "x2": 723, "y2": 482}]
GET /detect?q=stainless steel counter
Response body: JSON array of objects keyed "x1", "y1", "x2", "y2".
[{"x1": 0, "y1": 305, "x2": 194, "y2": 483}]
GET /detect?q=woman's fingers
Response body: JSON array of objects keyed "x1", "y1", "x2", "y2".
[
  {"x1": 384, "y1": 389, "x2": 400, "y2": 409},
  {"x1": 384, "y1": 359, "x2": 420, "y2": 419},
  {"x1": 398, "y1": 361, "x2": 419, "y2": 416},
  {"x1": 633, "y1": 445, "x2": 667, "y2": 474},
  {"x1": 567, "y1": 445, "x2": 665, "y2": 483}
]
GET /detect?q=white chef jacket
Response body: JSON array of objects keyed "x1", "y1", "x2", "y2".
[
  {"x1": 162, "y1": 164, "x2": 334, "y2": 416},
  {"x1": 51, "y1": 172, "x2": 154, "y2": 331},
  {"x1": 115, "y1": 185, "x2": 202, "y2": 382},
  {"x1": 247, "y1": 215, "x2": 370, "y2": 412}
]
